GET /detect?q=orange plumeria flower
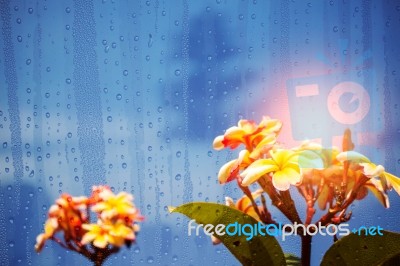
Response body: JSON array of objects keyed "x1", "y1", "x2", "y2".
[
  {"x1": 212, "y1": 190, "x2": 263, "y2": 244},
  {"x1": 35, "y1": 185, "x2": 143, "y2": 260},
  {"x1": 213, "y1": 116, "x2": 282, "y2": 151},
  {"x1": 35, "y1": 218, "x2": 58, "y2": 252},
  {"x1": 225, "y1": 189, "x2": 264, "y2": 221},
  {"x1": 217, "y1": 150, "x2": 253, "y2": 184},
  {"x1": 92, "y1": 189, "x2": 143, "y2": 221},
  {"x1": 81, "y1": 220, "x2": 138, "y2": 248},
  {"x1": 216, "y1": 134, "x2": 277, "y2": 184}
]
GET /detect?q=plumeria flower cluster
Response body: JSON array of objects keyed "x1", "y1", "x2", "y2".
[
  {"x1": 213, "y1": 116, "x2": 400, "y2": 230},
  {"x1": 35, "y1": 185, "x2": 143, "y2": 266}
]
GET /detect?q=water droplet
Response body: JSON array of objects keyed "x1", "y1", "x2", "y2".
[
  {"x1": 174, "y1": 69, "x2": 181, "y2": 76},
  {"x1": 26, "y1": 59, "x2": 31, "y2": 65},
  {"x1": 147, "y1": 33, "x2": 153, "y2": 47},
  {"x1": 123, "y1": 70, "x2": 128, "y2": 76},
  {"x1": 116, "y1": 94, "x2": 122, "y2": 100},
  {"x1": 175, "y1": 174, "x2": 181, "y2": 181}
]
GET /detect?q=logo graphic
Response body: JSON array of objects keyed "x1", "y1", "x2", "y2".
[
  {"x1": 286, "y1": 69, "x2": 381, "y2": 143},
  {"x1": 327, "y1": 81, "x2": 370, "y2": 125},
  {"x1": 188, "y1": 220, "x2": 384, "y2": 241}
]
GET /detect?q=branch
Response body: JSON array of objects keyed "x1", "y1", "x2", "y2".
[
  {"x1": 258, "y1": 177, "x2": 303, "y2": 226},
  {"x1": 237, "y1": 180, "x2": 266, "y2": 223},
  {"x1": 316, "y1": 174, "x2": 368, "y2": 226}
]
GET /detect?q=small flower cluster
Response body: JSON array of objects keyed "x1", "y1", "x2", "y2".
[
  {"x1": 35, "y1": 186, "x2": 143, "y2": 265},
  {"x1": 213, "y1": 117, "x2": 400, "y2": 227}
]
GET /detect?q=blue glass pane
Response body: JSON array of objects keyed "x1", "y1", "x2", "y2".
[{"x1": 0, "y1": 0, "x2": 399, "y2": 265}]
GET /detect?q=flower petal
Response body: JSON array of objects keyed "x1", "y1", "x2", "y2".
[
  {"x1": 360, "y1": 163, "x2": 385, "y2": 178},
  {"x1": 250, "y1": 134, "x2": 276, "y2": 159},
  {"x1": 213, "y1": 135, "x2": 224, "y2": 150},
  {"x1": 271, "y1": 171, "x2": 291, "y2": 191},
  {"x1": 283, "y1": 167, "x2": 301, "y2": 185},
  {"x1": 93, "y1": 235, "x2": 108, "y2": 248},
  {"x1": 271, "y1": 149, "x2": 296, "y2": 168},
  {"x1": 81, "y1": 232, "x2": 97, "y2": 245},
  {"x1": 336, "y1": 151, "x2": 371, "y2": 163},
  {"x1": 317, "y1": 185, "x2": 331, "y2": 210},
  {"x1": 383, "y1": 172, "x2": 400, "y2": 195},
  {"x1": 240, "y1": 159, "x2": 278, "y2": 186},
  {"x1": 225, "y1": 197, "x2": 235, "y2": 208},
  {"x1": 365, "y1": 179, "x2": 389, "y2": 208},
  {"x1": 296, "y1": 150, "x2": 324, "y2": 169},
  {"x1": 35, "y1": 234, "x2": 46, "y2": 252},
  {"x1": 258, "y1": 116, "x2": 282, "y2": 133},
  {"x1": 218, "y1": 160, "x2": 237, "y2": 184}
]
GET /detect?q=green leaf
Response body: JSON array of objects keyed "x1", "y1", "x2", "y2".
[
  {"x1": 321, "y1": 230, "x2": 400, "y2": 266},
  {"x1": 170, "y1": 202, "x2": 286, "y2": 266},
  {"x1": 285, "y1": 253, "x2": 301, "y2": 266}
]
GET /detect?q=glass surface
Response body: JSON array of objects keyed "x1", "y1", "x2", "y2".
[{"x1": 0, "y1": 1, "x2": 399, "y2": 265}]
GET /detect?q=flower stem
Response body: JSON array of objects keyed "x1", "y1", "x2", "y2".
[{"x1": 301, "y1": 235, "x2": 312, "y2": 266}]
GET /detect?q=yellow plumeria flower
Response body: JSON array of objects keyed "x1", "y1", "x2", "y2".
[
  {"x1": 92, "y1": 190, "x2": 136, "y2": 220},
  {"x1": 240, "y1": 149, "x2": 301, "y2": 190},
  {"x1": 81, "y1": 223, "x2": 114, "y2": 248}
]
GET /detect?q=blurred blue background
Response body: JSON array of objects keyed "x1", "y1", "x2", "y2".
[{"x1": 1, "y1": 0, "x2": 400, "y2": 265}]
